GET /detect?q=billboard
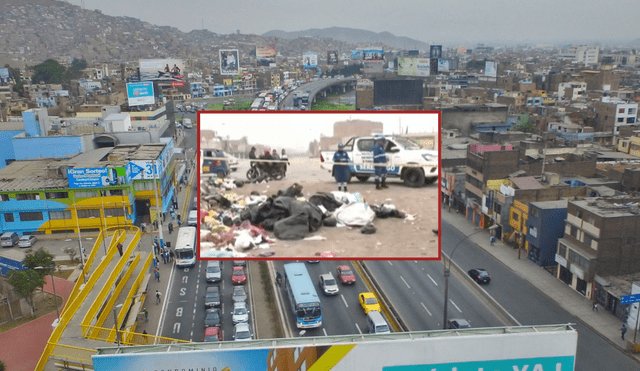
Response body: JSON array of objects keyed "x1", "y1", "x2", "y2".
[
  {"x1": 93, "y1": 327, "x2": 577, "y2": 371},
  {"x1": 256, "y1": 45, "x2": 276, "y2": 66},
  {"x1": 138, "y1": 59, "x2": 184, "y2": 81},
  {"x1": 220, "y1": 49, "x2": 239, "y2": 75},
  {"x1": 438, "y1": 59, "x2": 450, "y2": 73},
  {"x1": 485, "y1": 60, "x2": 498, "y2": 78},
  {"x1": 430, "y1": 45, "x2": 443, "y2": 59},
  {"x1": 67, "y1": 167, "x2": 129, "y2": 189},
  {"x1": 126, "y1": 82, "x2": 155, "y2": 107},
  {"x1": 303, "y1": 52, "x2": 318, "y2": 69},
  {"x1": 364, "y1": 60, "x2": 384, "y2": 74},
  {"x1": 351, "y1": 49, "x2": 364, "y2": 59},
  {"x1": 0, "y1": 68, "x2": 9, "y2": 84},
  {"x1": 127, "y1": 138, "x2": 174, "y2": 181},
  {"x1": 328, "y1": 51, "x2": 338, "y2": 64},
  {"x1": 408, "y1": 50, "x2": 420, "y2": 56},
  {"x1": 374, "y1": 80, "x2": 424, "y2": 105},
  {"x1": 364, "y1": 48, "x2": 384, "y2": 61},
  {"x1": 397, "y1": 57, "x2": 430, "y2": 76}
]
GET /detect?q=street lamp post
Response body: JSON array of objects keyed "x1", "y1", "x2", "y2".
[
  {"x1": 34, "y1": 265, "x2": 60, "y2": 322},
  {"x1": 443, "y1": 224, "x2": 498, "y2": 329}
]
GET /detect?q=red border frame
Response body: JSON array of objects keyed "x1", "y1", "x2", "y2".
[{"x1": 196, "y1": 110, "x2": 441, "y2": 262}]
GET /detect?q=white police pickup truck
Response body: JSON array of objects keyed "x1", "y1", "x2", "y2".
[{"x1": 320, "y1": 136, "x2": 438, "y2": 187}]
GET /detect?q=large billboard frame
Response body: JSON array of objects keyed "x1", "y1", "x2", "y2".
[
  {"x1": 220, "y1": 49, "x2": 240, "y2": 76},
  {"x1": 303, "y1": 52, "x2": 318, "y2": 69},
  {"x1": 397, "y1": 57, "x2": 430, "y2": 77},
  {"x1": 126, "y1": 82, "x2": 155, "y2": 107}
]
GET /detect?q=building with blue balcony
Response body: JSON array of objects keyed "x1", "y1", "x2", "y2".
[{"x1": 526, "y1": 200, "x2": 568, "y2": 266}]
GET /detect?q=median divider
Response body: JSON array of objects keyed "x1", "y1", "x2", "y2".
[
  {"x1": 354, "y1": 261, "x2": 408, "y2": 333},
  {"x1": 267, "y1": 260, "x2": 292, "y2": 338},
  {"x1": 445, "y1": 246, "x2": 521, "y2": 327}
]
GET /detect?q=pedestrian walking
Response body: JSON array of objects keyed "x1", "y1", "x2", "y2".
[
  {"x1": 163, "y1": 211, "x2": 167, "y2": 222},
  {"x1": 155, "y1": 267, "x2": 160, "y2": 282},
  {"x1": 621, "y1": 324, "x2": 627, "y2": 340},
  {"x1": 143, "y1": 308, "x2": 149, "y2": 322},
  {"x1": 168, "y1": 221, "x2": 174, "y2": 234},
  {"x1": 162, "y1": 250, "x2": 167, "y2": 264},
  {"x1": 169, "y1": 249, "x2": 174, "y2": 262},
  {"x1": 141, "y1": 222, "x2": 147, "y2": 233},
  {"x1": 153, "y1": 255, "x2": 158, "y2": 268},
  {"x1": 155, "y1": 290, "x2": 161, "y2": 304},
  {"x1": 332, "y1": 143, "x2": 351, "y2": 192},
  {"x1": 373, "y1": 136, "x2": 388, "y2": 190},
  {"x1": 153, "y1": 219, "x2": 159, "y2": 231},
  {"x1": 171, "y1": 209, "x2": 176, "y2": 220},
  {"x1": 117, "y1": 243, "x2": 123, "y2": 257},
  {"x1": 592, "y1": 302, "x2": 598, "y2": 311},
  {"x1": 490, "y1": 236, "x2": 496, "y2": 246}
]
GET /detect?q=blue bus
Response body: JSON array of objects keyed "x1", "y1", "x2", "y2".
[{"x1": 283, "y1": 263, "x2": 322, "y2": 328}]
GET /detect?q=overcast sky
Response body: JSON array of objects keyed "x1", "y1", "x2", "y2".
[
  {"x1": 199, "y1": 113, "x2": 438, "y2": 152},
  {"x1": 68, "y1": 0, "x2": 639, "y2": 45}
]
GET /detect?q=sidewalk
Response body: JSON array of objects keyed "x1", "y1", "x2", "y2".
[
  {"x1": 442, "y1": 210, "x2": 640, "y2": 362},
  {"x1": 0, "y1": 276, "x2": 74, "y2": 371}
]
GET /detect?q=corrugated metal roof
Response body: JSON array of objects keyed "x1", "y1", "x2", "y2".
[{"x1": 511, "y1": 176, "x2": 545, "y2": 190}]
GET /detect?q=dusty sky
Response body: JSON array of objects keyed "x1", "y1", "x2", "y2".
[
  {"x1": 68, "y1": 0, "x2": 639, "y2": 45},
  {"x1": 199, "y1": 112, "x2": 438, "y2": 152}
]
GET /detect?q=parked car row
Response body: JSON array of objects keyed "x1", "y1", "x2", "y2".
[{"x1": 2, "y1": 232, "x2": 37, "y2": 248}]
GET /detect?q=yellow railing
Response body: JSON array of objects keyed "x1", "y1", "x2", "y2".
[
  {"x1": 49, "y1": 343, "x2": 97, "y2": 368},
  {"x1": 83, "y1": 325, "x2": 192, "y2": 346}
]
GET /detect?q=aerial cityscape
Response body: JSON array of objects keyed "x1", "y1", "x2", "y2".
[{"x1": 1, "y1": 0, "x2": 640, "y2": 370}]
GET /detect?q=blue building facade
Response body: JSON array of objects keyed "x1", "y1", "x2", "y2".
[
  {"x1": 13, "y1": 136, "x2": 84, "y2": 160},
  {"x1": 526, "y1": 200, "x2": 568, "y2": 266}
]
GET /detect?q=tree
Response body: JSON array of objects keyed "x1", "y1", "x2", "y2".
[
  {"x1": 5, "y1": 64, "x2": 24, "y2": 96},
  {"x1": 31, "y1": 59, "x2": 69, "y2": 84},
  {"x1": 7, "y1": 269, "x2": 45, "y2": 315},
  {"x1": 69, "y1": 58, "x2": 88, "y2": 79},
  {"x1": 23, "y1": 247, "x2": 55, "y2": 290}
]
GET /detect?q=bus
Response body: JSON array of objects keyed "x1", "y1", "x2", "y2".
[
  {"x1": 250, "y1": 98, "x2": 264, "y2": 111},
  {"x1": 283, "y1": 263, "x2": 322, "y2": 328},
  {"x1": 174, "y1": 226, "x2": 196, "y2": 268}
]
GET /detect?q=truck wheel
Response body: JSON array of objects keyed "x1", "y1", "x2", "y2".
[
  {"x1": 356, "y1": 176, "x2": 370, "y2": 183},
  {"x1": 403, "y1": 169, "x2": 425, "y2": 188}
]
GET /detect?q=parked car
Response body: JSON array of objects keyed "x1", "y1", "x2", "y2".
[
  {"x1": 319, "y1": 273, "x2": 339, "y2": 296},
  {"x1": 202, "y1": 326, "x2": 222, "y2": 342},
  {"x1": 18, "y1": 235, "x2": 37, "y2": 248},
  {"x1": 468, "y1": 268, "x2": 491, "y2": 284},
  {"x1": 336, "y1": 265, "x2": 356, "y2": 285},
  {"x1": 232, "y1": 266, "x2": 247, "y2": 285},
  {"x1": 205, "y1": 261, "x2": 222, "y2": 283},
  {"x1": 223, "y1": 152, "x2": 239, "y2": 172},
  {"x1": 447, "y1": 319, "x2": 471, "y2": 329},
  {"x1": 233, "y1": 322, "x2": 252, "y2": 341},
  {"x1": 233, "y1": 260, "x2": 246, "y2": 266},
  {"x1": 204, "y1": 286, "x2": 221, "y2": 308},
  {"x1": 202, "y1": 149, "x2": 229, "y2": 178},
  {"x1": 232, "y1": 285, "x2": 247, "y2": 303},
  {"x1": 204, "y1": 308, "x2": 221, "y2": 328},
  {"x1": 232, "y1": 302, "x2": 249, "y2": 324},
  {"x1": 359, "y1": 292, "x2": 381, "y2": 314}
]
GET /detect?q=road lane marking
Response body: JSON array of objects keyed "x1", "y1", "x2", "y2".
[
  {"x1": 180, "y1": 287, "x2": 186, "y2": 296},
  {"x1": 450, "y1": 300, "x2": 462, "y2": 313},
  {"x1": 323, "y1": 328, "x2": 328, "y2": 336},
  {"x1": 173, "y1": 322, "x2": 180, "y2": 334},
  {"x1": 182, "y1": 276, "x2": 188, "y2": 284},
  {"x1": 420, "y1": 302, "x2": 432, "y2": 316},
  {"x1": 340, "y1": 294, "x2": 349, "y2": 308},
  {"x1": 400, "y1": 276, "x2": 411, "y2": 289},
  {"x1": 176, "y1": 307, "x2": 183, "y2": 317},
  {"x1": 427, "y1": 274, "x2": 438, "y2": 286},
  {"x1": 387, "y1": 261, "x2": 393, "y2": 266},
  {"x1": 355, "y1": 323, "x2": 362, "y2": 334}
]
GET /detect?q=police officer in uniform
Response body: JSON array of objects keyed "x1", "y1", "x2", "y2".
[
  {"x1": 373, "y1": 136, "x2": 388, "y2": 190},
  {"x1": 332, "y1": 143, "x2": 351, "y2": 192}
]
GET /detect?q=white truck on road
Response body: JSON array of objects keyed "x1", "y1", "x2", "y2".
[{"x1": 320, "y1": 136, "x2": 438, "y2": 187}]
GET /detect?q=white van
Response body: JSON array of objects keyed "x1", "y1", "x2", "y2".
[
  {"x1": 366, "y1": 310, "x2": 390, "y2": 334},
  {"x1": 183, "y1": 118, "x2": 193, "y2": 129},
  {"x1": 1, "y1": 232, "x2": 19, "y2": 247},
  {"x1": 187, "y1": 210, "x2": 198, "y2": 227}
]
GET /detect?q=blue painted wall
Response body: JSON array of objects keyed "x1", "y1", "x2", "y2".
[
  {"x1": 13, "y1": 136, "x2": 83, "y2": 160},
  {"x1": 22, "y1": 110, "x2": 41, "y2": 137},
  {"x1": 0, "y1": 198, "x2": 67, "y2": 235},
  {"x1": 0, "y1": 129, "x2": 24, "y2": 170},
  {"x1": 526, "y1": 204, "x2": 567, "y2": 266}
]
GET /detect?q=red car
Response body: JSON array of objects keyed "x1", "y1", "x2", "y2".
[
  {"x1": 202, "y1": 326, "x2": 222, "y2": 342},
  {"x1": 232, "y1": 266, "x2": 247, "y2": 285},
  {"x1": 336, "y1": 265, "x2": 356, "y2": 285}
]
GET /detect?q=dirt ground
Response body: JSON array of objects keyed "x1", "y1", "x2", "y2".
[
  {"x1": 0, "y1": 290, "x2": 58, "y2": 333},
  {"x1": 201, "y1": 157, "x2": 439, "y2": 259}
]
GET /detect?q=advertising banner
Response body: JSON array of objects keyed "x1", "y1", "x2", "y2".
[
  {"x1": 364, "y1": 60, "x2": 384, "y2": 74},
  {"x1": 220, "y1": 50, "x2": 239, "y2": 75},
  {"x1": 437, "y1": 59, "x2": 449, "y2": 73},
  {"x1": 0, "y1": 68, "x2": 9, "y2": 83},
  {"x1": 303, "y1": 52, "x2": 318, "y2": 68},
  {"x1": 126, "y1": 82, "x2": 155, "y2": 107},
  {"x1": 485, "y1": 61, "x2": 498, "y2": 78},
  {"x1": 364, "y1": 48, "x2": 384, "y2": 61},
  {"x1": 328, "y1": 51, "x2": 338, "y2": 64},
  {"x1": 351, "y1": 49, "x2": 364, "y2": 59},
  {"x1": 67, "y1": 167, "x2": 128, "y2": 189},
  {"x1": 93, "y1": 328, "x2": 577, "y2": 371},
  {"x1": 397, "y1": 57, "x2": 430, "y2": 76},
  {"x1": 430, "y1": 45, "x2": 443, "y2": 59},
  {"x1": 256, "y1": 45, "x2": 276, "y2": 66},
  {"x1": 139, "y1": 59, "x2": 184, "y2": 81},
  {"x1": 171, "y1": 81, "x2": 185, "y2": 87}
]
